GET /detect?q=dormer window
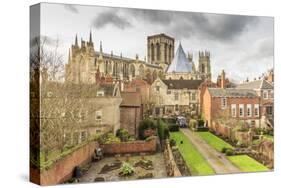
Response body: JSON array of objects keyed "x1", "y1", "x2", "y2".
[{"x1": 156, "y1": 86, "x2": 160, "y2": 92}]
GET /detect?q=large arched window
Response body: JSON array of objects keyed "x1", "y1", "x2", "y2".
[
  {"x1": 156, "y1": 43, "x2": 161, "y2": 61},
  {"x1": 169, "y1": 45, "x2": 172, "y2": 62},
  {"x1": 113, "y1": 62, "x2": 117, "y2": 77},
  {"x1": 153, "y1": 70, "x2": 157, "y2": 81},
  {"x1": 107, "y1": 62, "x2": 112, "y2": 74},
  {"x1": 201, "y1": 64, "x2": 205, "y2": 73},
  {"x1": 105, "y1": 61, "x2": 108, "y2": 74},
  {"x1": 139, "y1": 64, "x2": 144, "y2": 78},
  {"x1": 151, "y1": 43, "x2": 155, "y2": 61},
  {"x1": 164, "y1": 43, "x2": 167, "y2": 62},
  {"x1": 123, "y1": 63, "x2": 129, "y2": 78},
  {"x1": 118, "y1": 63, "x2": 123, "y2": 76},
  {"x1": 130, "y1": 64, "x2": 135, "y2": 77}
]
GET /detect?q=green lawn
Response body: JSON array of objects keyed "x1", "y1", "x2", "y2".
[
  {"x1": 227, "y1": 155, "x2": 268, "y2": 172},
  {"x1": 170, "y1": 131, "x2": 215, "y2": 176},
  {"x1": 197, "y1": 132, "x2": 233, "y2": 152},
  {"x1": 263, "y1": 134, "x2": 274, "y2": 142}
]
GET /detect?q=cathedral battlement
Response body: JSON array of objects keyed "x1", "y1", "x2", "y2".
[
  {"x1": 70, "y1": 32, "x2": 94, "y2": 59},
  {"x1": 199, "y1": 51, "x2": 210, "y2": 59}
]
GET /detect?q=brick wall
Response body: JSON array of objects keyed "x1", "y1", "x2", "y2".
[
  {"x1": 101, "y1": 137, "x2": 157, "y2": 154},
  {"x1": 202, "y1": 89, "x2": 260, "y2": 127},
  {"x1": 120, "y1": 106, "x2": 141, "y2": 137},
  {"x1": 202, "y1": 88, "x2": 212, "y2": 125},
  {"x1": 30, "y1": 141, "x2": 98, "y2": 186}
]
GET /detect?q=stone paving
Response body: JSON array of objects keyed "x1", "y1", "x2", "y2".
[
  {"x1": 79, "y1": 153, "x2": 167, "y2": 183},
  {"x1": 181, "y1": 128, "x2": 240, "y2": 174}
]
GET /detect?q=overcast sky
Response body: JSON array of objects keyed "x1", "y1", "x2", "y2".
[{"x1": 40, "y1": 3, "x2": 274, "y2": 83}]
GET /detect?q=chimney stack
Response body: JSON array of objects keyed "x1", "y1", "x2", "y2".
[{"x1": 221, "y1": 70, "x2": 226, "y2": 89}]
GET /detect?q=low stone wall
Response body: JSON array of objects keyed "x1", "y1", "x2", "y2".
[
  {"x1": 101, "y1": 137, "x2": 157, "y2": 155},
  {"x1": 255, "y1": 140, "x2": 274, "y2": 168},
  {"x1": 30, "y1": 141, "x2": 98, "y2": 186},
  {"x1": 211, "y1": 121, "x2": 254, "y2": 146},
  {"x1": 211, "y1": 121, "x2": 232, "y2": 139},
  {"x1": 163, "y1": 140, "x2": 181, "y2": 177}
]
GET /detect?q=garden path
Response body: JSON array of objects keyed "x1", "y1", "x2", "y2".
[{"x1": 181, "y1": 129, "x2": 240, "y2": 174}]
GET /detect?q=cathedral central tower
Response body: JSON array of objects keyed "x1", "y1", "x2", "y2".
[{"x1": 147, "y1": 33, "x2": 175, "y2": 66}]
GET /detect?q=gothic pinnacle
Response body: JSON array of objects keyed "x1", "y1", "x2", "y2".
[
  {"x1": 75, "y1": 34, "x2": 78, "y2": 46},
  {"x1": 89, "y1": 30, "x2": 93, "y2": 43},
  {"x1": 100, "y1": 41, "x2": 103, "y2": 53}
]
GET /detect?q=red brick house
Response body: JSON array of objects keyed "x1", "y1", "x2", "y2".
[
  {"x1": 202, "y1": 87, "x2": 261, "y2": 129},
  {"x1": 236, "y1": 79, "x2": 274, "y2": 129},
  {"x1": 120, "y1": 92, "x2": 143, "y2": 137}
]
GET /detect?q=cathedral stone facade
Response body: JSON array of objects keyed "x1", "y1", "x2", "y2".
[
  {"x1": 65, "y1": 32, "x2": 166, "y2": 85},
  {"x1": 65, "y1": 32, "x2": 212, "y2": 85}
]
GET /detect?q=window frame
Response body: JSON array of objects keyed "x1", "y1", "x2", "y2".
[
  {"x1": 263, "y1": 90, "x2": 268, "y2": 99},
  {"x1": 174, "y1": 92, "x2": 179, "y2": 101},
  {"x1": 231, "y1": 104, "x2": 236, "y2": 117},
  {"x1": 254, "y1": 104, "x2": 259, "y2": 117},
  {"x1": 221, "y1": 97, "x2": 227, "y2": 109},
  {"x1": 95, "y1": 110, "x2": 102, "y2": 122},
  {"x1": 191, "y1": 93, "x2": 196, "y2": 101},
  {"x1": 247, "y1": 104, "x2": 252, "y2": 117},
  {"x1": 239, "y1": 104, "x2": 244, "y2": 117}
]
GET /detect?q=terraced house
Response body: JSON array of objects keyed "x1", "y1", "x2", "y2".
[
  {"x1": 151, "y1": 78, "x2": 203, "y2": 116},
  {"x1": 202, "y1": 87, "x2": 261, "y2": 129},
  {"x1": 236, "y1": 79, "x2": 274, "y2": 128}
]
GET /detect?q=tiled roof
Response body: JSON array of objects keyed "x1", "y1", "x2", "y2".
[
  {"x1": 94, "y1": 51, "x2": 161, "y2": 69},
  {"x1": 162, "y1": 79, "x2": 203, "y2": 90},
  {"x1": 208, "y1": 88, "x2": 258, "y2": 98},
  {"x1": 120, "y1": 92, "x2": 141, "y2": 107},
  {"x1": 236, "y1": 79, "x2": 273, "y2": 90},
  {"x1": 39, "y1": 82, "x2": 119, "y2": 98}
]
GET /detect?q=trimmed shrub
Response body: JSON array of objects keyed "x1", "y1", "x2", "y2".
[
  {"x1": 138, "y1": 119, "x2": 157, "y2": 139},
  {"x1": 97, "y1": 133, "x2": 121, "y2": 144},
  {"x1": 189, "y1": 119, "x2": 198, "y2": 130},
  {"x1": 116, "y1": 128, "x2": 130, "y2": 142},
  {"x1": 198, "y1": 119, "x2": 205, "y2": 127},
  {"x1": 221, "y1": 147, "x2": 231, "y2": 153},
  {"x1": 225, "y1": 148, "x2": 234, "y2": 156},
  {"x1": 157, "y1": 119, "x2": 170, "y2": 140},
  {"x1": 168, "y1": 124, "x2": 180, "y2": 132},
  {"x1": 170, "y1": 139, "x2": 176, "y2": 147},
  {"x1": 197, "y1": 126, "x2": 209, "y2": 132}
]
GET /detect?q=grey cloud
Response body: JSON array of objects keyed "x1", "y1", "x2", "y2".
[
  {"x1": 91, "y1": 8, "x2": 259, "y2": 41},
  {"x1": 91, "y1": 11, "x2": 132, "y2": 30},
  {"x1": 241, "y1": 37, "x2": 273, "y2": 63},
  {"x1": 255, "y1": 37, "x2": 274, "y2": 58},
  {"x1": 168, "y1": 14, "x2": 259, "y2": 41},
  {"x1": 64, "y1": 4, "x2": 79, "y2": 14},
  {"x1": 127, "y1": 9, "x2": 173, "y2": 25},
  {"x1": 125, "y1": 9, "x2": 259, "y2": 41}
]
